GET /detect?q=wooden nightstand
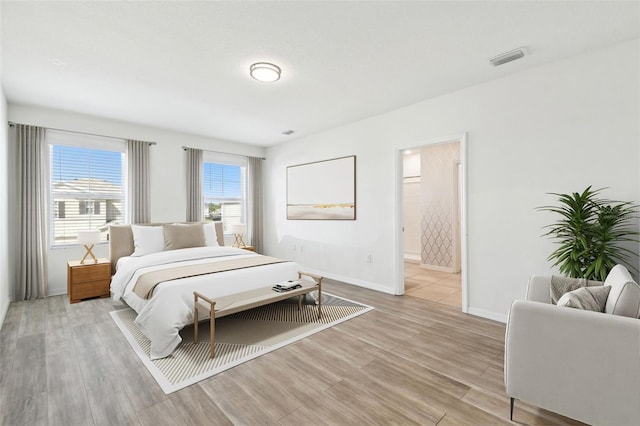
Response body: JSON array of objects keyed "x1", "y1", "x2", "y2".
[
  {"x1": 67, "y1": 258, "x2": 111, "y2": 304},
  {"x1": 241, "y1": 246, "x2": 255, "y2": 252}
]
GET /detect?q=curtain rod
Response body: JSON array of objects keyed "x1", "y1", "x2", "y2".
[
  {"x1": 7, "y1": 121, "x2": 157, "y2": 145},
  {"x1": 182, "y1": 145, "x2": 265, "y2": 160}
]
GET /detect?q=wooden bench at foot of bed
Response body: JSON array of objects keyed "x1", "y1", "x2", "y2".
[{"x1": 193, "y1": 271, "x2": 323, "y2": 358}]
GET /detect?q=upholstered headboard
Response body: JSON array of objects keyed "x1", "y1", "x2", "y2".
[{"x1": 108, "y1": 222, "x2": 225, "y2": 273}]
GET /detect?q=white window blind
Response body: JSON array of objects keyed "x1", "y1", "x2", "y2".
[
  {"x1": 203, "y1": 152, "x2": 247, "y2": 234},
  {"x1": 48, "y1": 130, "x2": 127, "y2": 246}
]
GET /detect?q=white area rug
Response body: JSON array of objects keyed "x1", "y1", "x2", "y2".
[{"x1": 110, "y1": 293, "x2": 373, "y2": 394}]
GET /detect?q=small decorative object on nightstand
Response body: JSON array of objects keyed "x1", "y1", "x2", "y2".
[
  {"x1": 230, "y1": 223, "x2": 247, "y2": 248},
  {"x1": 67, "y1": 258, "x2": 111, "y2": 304},
  {"x1": 78, "y1": 229, "x2": 101, "y2": 264},
  {"x1": 242, "y1": 246, "x2": 255, "y2": 252}
]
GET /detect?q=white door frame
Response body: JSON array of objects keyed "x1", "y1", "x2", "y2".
[{"x1": 394, "y1": 133, "x2": 469, "y2": 313}]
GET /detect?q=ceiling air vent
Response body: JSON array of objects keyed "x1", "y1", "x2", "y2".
[
  {"x1": 281, "y1": 129, "x2": 295, "y2": 135},
  {"x1": 489, "y1": 48, "x2": 527, "y2": 67}
]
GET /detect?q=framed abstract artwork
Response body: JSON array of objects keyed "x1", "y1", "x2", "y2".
[{"x1": 287, "y1": 155, "x2": 356, "y2": 220}]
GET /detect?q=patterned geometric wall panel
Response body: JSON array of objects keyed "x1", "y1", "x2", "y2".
[{"x1": 420, "y1": 142, "x2": 460, "y2": 268}]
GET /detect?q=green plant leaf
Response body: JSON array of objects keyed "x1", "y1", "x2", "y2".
[{"x1": 538, "y1": 186, "x2": 639, "y2": 280}]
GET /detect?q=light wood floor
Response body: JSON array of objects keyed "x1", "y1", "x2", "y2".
[
  {"x1": 0, "y1": 280, "x2": 584, "y2": 426},
  {"x1": 405, "y1": 262, "x2": 462, "y2": 308}
]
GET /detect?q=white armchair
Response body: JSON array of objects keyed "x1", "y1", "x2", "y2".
[{"x1": 504, "y1": 274, "x2": 640, "y2": 425}]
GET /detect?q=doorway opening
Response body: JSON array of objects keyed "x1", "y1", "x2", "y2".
[{"x1": 395, "y1": 134, "x2": 467, "y2": 312}]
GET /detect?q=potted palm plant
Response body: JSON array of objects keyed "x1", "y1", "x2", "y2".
[{"x1": 538, "y1": 186, "x2": 639, "y2": 281}]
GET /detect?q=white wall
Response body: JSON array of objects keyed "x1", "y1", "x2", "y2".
[
  {"x1": 402, "y1": 152, "x2": 421, "y2": 261},
  {"x1": 7, "y1": 105, "x2": 265, "y2": 296},
  {"x1": 402, "y1": 179, "x2": 420, "y2": 261},
  {"x1": 403, "y1": 151, "x2": 421, "y2": 178},
  {"x1": 264, "y1": 39, "x2": 640, "y2": 322},
  {"x1": 0, "y1": 87, "x2": 10, "y2": 326}
]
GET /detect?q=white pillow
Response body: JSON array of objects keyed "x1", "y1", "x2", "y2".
[
  {"x1": 203, "y1": 222, "x2": 220, "y2": 247},
  {"x1": 603, "y1": 264, "x2": 640, "y2": 318},
  {"x1": 131, "y1": 225, "x2": 164, "y2": 257}
]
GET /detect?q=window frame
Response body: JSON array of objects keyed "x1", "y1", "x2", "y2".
[
  {"x1": 202, "y1": 152, "x2": 248, "y2": 236},
  {"x1": 47, "y1": 130, "x2": 127, "y2": 248}
]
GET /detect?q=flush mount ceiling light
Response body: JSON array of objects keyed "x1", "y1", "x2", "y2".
[
  {"x1": 489, "y1": 47, "x2": 527, "y2": 67},
  {"x1": 250, "y1": 62, "x2": 281, "y2": 82}
]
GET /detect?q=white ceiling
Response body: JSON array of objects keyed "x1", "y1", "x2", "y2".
[{"x1": 2, "y1": 1, "x2": 639, "y2": 146}]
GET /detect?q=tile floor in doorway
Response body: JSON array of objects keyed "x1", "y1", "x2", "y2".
[{"x1": 404, "y1": 261, "x2": 461, "y2": 308}]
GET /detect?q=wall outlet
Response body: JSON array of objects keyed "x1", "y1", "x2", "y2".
[{"x1": 366, "y1": 254, "x2": 372, "y2": 263}]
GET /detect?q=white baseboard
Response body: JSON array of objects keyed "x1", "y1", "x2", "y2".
[
  {"x1": 467, "y1": 307, "x2": 507, "y2": 324},
  {"x1": 302, "y1": 268, "x2": 398, "y2": 295},
  {"x1": 0, "y1": 299, "x2": 9, "y2": 329},
  {"x1": 404, "y1": 253, "x2": 420, "y2": 263},
  {"x1": 47, "y1": 285, "x2": 67, "y2": 297},
  {"x1": 420, "y1": 263, "x2": 458, "y2": 273}
]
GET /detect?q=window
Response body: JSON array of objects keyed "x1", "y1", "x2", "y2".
[
  {"x1": 48, "y1": 130, "x2": 127, "y2": 246},
  {"x1": 55, "y1": 201, "x2": 66, "y2": 219},
  {"x1": 78, "y1": 200, "x2": 102, "y2": 215},
  {"x1": 78, "y1": 201, "x2": 89, "y2": 215},
  {"x1": 203, "y1": 152, "x2": 247, "y2": 234}
]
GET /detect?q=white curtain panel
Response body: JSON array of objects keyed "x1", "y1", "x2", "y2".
[
  {"x1": 186, "y1": 148, "x2": 203, "y2": 222},
  {"x1": 127, "y1": 139, "x2": 151, "y2": 223},
  {"x1": 16, "y1": 124, "x2": 49, "y2": 300},
  {"x1": 247, "y1": 156, "x2": 263, "y2": 253}
]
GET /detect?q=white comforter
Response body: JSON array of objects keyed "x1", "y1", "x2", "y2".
[{"x1": 110, "y1": 246, "x2": 301, "y2": 359}]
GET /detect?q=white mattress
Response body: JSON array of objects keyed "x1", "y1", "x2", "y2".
[{"x1": 110, "y1": 246, "x2": 302, "y2": 359}]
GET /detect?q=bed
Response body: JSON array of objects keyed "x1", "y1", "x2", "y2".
[{"x1": 109, "y1": 222, "x2": 308, "y2": 359}]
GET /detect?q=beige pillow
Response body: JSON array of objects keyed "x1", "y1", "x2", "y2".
[
  {"x1": 163, "y1": 223, "x2": 205, "y2": 251},
  {"x1": 557, "y1": 286, "x2": 611, "y2": 312},
  {"x1": 550, "y1": 275, "x2": 602, "y2": 304}
]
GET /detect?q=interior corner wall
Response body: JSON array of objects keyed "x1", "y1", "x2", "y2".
[
  {"x1": 6, "y1": 105, "x2": 265, "y2": 296},
  {"x1": 0, "y1": 87, "x2": 10, "y2": 326},
  {"x1": 263, "y1": 38, "x2": 640, "y2": 321}
]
